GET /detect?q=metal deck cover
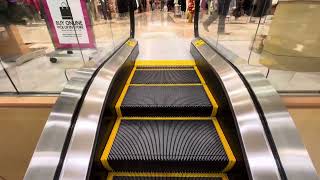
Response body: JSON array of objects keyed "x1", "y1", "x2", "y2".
[
  {"x1": 132, "y1": 69, "x2": 201, "y2": 84},
  {"x1": 113, "y1": 177, "x2": 223, "y2": 180}
]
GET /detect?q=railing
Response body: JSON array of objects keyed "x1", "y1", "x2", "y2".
[{"x1": 193, "y1": 0, "x2": 320, "y2": 95}]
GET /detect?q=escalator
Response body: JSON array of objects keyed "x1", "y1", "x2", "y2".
[
  {"x1": 24, "y1": 1, "x2": 318, "y2": 180},
  {"x1": 100, "y1": 60, "x2": 235, "y2": 178}
]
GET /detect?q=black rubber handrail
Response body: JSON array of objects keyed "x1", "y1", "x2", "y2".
[
  {"x1": 52, "y1": 38, "x2": 130, "y2": 180},
  {"x1": 198, "y1": 38, "x2": 288, "y2": 180},
  {"x1": 129, "y1": 0, "x2": 135, "y2": 38},
  {"x1": 194, "y1": 0, "x2": 200, "y2": 37}
]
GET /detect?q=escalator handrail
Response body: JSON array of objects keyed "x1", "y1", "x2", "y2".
[
  {"x1": 199, "y1": 37, "x2": 318, "y2": 180},
  {"x1": 23, "y1": 39, "x2": 130, "y2": 180},
  {"x1": 57, "y1": 39, "x2": 138, "y2": 180},
  {"x1": 129, "y1": 0, "x2": 135, "y2": 38},
  {"x1": 191, "y1": 39, "x2": 282, "y2": 180},
  {"x1": 194, "y1": 0, "x2": 200, "y2": 37}
]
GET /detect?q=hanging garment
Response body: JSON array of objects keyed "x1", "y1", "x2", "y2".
[
  {"x1": 200, "y1": 0, "x2": 206, "y2": 10},
  {"x1": 217, "y1": 0, "x2": 231, "y2": 16},
  {"x1": 187, "y1": 0, "x2": 195, "y2": 14},
  {"x1": 233, "y1": 0, "x2": 271, "y2": 18},
  {"x1": 251, "y1": 0, "x2": 271, "y2": 17},
  {"x1": 24, "y1": 0, "x2": 40, "y2": 12},
  {"x1": 178, "y1": 0, "x2": 186, "y2": 11},
  {"x1": 209, "y1": 0, "x2": 217, "y2": 14},
  {"x1": 117, "y1": 0, "x2": 128, "y2": 13},
  {"x1": 141, "y1": 0, "x2": 146, "y2": 11}
]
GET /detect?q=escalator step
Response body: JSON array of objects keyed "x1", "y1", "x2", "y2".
[
  {"x1": 120, "y1": 86, "x2": 217, "y2": 117},
  {"x1": 131, "y1": 69, "x2": 201, "y2": 84},
  {"x1": 107, "y1": 172, "x2": 228, "y2": 180},
  {"x1": 101, "y1": 118, "x2": 235, "y2": 172}
]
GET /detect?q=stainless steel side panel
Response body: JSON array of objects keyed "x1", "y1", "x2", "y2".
[
  {"x1": 24, "y1": 40, "x2": 130, "y2": 180},
  {"x1": 23, "y1": 67, "x2": 96, "y2": 180},
  {"x1": 213, "y1": 40, "x2": 318, "y2": 180},
  {"x1": 58, "y1": 39, "x2": 137, "y2": 180},
  {"x1": 191, "y1": 39, "x2": 281, "y2": 180}
]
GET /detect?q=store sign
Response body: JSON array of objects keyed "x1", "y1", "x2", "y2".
[{"x1": 42, "y1": 0, "x2": 95, "y2": 49}]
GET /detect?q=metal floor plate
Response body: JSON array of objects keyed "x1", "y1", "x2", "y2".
[
  {"x1": 113, "y1": 177, "x2": 223, "y2": 180},
  {"x1": 136, "y1": 66, "x2": 194, "y2": 69},
  {"x1": 108, "y1": 172, "x2": 228, "y2": 180},
  {"x1": 131, "y1": 69, "x2": 201, "y2": 84}
]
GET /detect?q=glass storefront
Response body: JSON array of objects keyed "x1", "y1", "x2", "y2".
[
  {"x1": 0, "y1": 0, "x2": 130, "y2": 93},
  {"x1": 198, "y1": 0, "x2": 320, "y2": 93},
  {"x1": 0, "y1": 0, "x2": 319, "y2": 94}
]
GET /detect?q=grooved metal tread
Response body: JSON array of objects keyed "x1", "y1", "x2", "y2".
[
  {"x1": 132, "y1": 69, "x2": 201, "y2": 84},
  {"x1": 103, "y1": 119, "x2": 230, "y2": 172},
  {"x1": 136, "y1": 66, "x2": 194, "y2": 69},
  {"x1": 113, "y1": 176, "x2": 222, "y2": 180},
  {"x1": 121, "y1": 86, "x2": 213, "y2": 117},
  {"x1": 108, "y1": 172, "x2": 228, "y2": 180},
  {"x1": 101, "y1": 62, "x2": 232, "y2": 174},
  {"x1": 113, "y1": 177, "x2": 222, "y2": 180}
]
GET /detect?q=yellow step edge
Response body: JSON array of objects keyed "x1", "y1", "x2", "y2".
[
  {"x1": 212, "y1": 117, "x2": 236, "y2": 172},
  {"x1": 203, "y1": 84, "x2": 219, "y2": 117},
  {"x1": 135, "y1": 68, "x2": 195, "y2": 71},
  {"x1": 100, "y1": 117, "x2": 122, "y2": 171},
  {"x1": 126, "y1": 67, "x2": 137, "y2": 85},
  {"x1": 107, "y1": 172, "x2": 228, "y2": 180},
  {"x1": 193, "y1": 66, "x2": 206, "y2": 85},
  {"x1": 130, "y1": 83, "x2": 202, "y2": 86},
  {"x1": 101, "y1": 117, "x2": 235, "y2": 173},
  {"x1": 115, "y1": 67, "x2": 137, "y2": 117},
  {"x1": 194, "y1": 66, "x2": 219, "y2": 116},
  {"x1": 135, "y1": 60, "x2": 196, "y2": 66},
  {"x1": 121, "y1": 117, "x2": 212, "y2": 120}
]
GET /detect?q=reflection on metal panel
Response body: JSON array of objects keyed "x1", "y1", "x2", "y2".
[
  {"x1": 192, "y1": 38, "x2": 281, "y2": 180},
  {"x1": 24, "y1": 67, "x2": 96, "y2": 180},
  {"x1": 58, "y1": 39, "x2": 137, "y2": 180},
  {"x1": 23, "y1": 41, "x2": 129, "y2": 180},
  {"x1": 242, "y1": 68, "x2": 319, "y2": 180},
  {"x1": 201, "y1": 37, "x2": 318, "y2": 180}
]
